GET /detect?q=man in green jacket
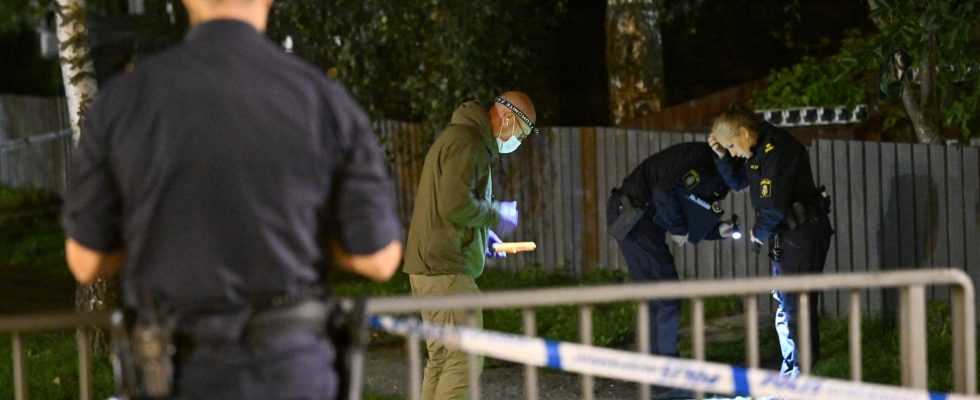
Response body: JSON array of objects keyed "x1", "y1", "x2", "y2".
[{"x1": 404, "y1": 91, "x2": 537, "y2": 399}]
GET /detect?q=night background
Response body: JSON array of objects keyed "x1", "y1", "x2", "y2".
[{"x1": 2, "y1": 0, "x2": 878, "y2": 129}]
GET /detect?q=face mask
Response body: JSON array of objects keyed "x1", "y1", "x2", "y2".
[
  {"x1": 496, "y1": 115, "x2": 524, "y2": 154},
  {"x1": 497, "y1": 135, "x2": 521, "y2": 154}
]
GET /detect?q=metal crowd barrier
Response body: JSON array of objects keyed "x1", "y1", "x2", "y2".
[
  {"x1": 0, "y1": 269, "x2": 975, "y2": 399},
  {"x1": 0, "y1": 311, "x2": 111, "y2": 400},
  {"x1": 367, "y1": 269, "x2": 977, "y2": 400}
]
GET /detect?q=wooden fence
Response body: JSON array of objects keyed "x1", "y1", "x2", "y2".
[
  {"x1": 2, "y1": 95, "x2": 978, "y2": 316},
  {"x1": 378, "y1": 122, "x2": 980, "y2": 316},
  {"x1": 0, "y1": 96, "x2": 72, "y2": 194}
]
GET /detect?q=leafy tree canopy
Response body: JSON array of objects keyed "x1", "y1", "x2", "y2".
[
  {"x1": 754, "y1": 0, "x2": 980, "y2": 139},
  {"x1": 268, "y1": 0, "x2": 566, "y2": 137}
]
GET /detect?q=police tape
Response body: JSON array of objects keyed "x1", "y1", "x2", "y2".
[{"x1": 370, "y1": 315, "x2": 977, "y2": 400}]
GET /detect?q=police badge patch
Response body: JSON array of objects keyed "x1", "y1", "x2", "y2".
[
  {"x1": 683, "y1": 170, "x2": 701, "y2": 189},
  {"x1": 760, "y1": 178, "x2": 772, "y2": 198}
]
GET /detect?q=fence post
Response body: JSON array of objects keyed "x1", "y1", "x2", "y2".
[
  {"x1": 523, "y1": 308, "x2": 538, "y2": 400},
  {"x1": 798, "y1": 293, "x2": 812, "y2": 375},
  {"x1": 77, "y1": 327, "x2": 92, "y2": 400},
  {"x1": 899, "y1": 285, "x2": 928, "y2": 389},
  {"x1": 12, "y1": 332, "x2": 27, "y2": 400},
  {"x1": 467, "y1": 311, "x2": 481, "y2": 400},
  {"x1": 951, "y1": 283, "x2": 977, "y2": 394},
  {"x1": 579, "y1": 305, "x2": 594, "y2": 400},
  {"x1": 848, "y1": 290, "x2": 862, "y2": 382},
  {"x1": 636, "y1": 301, "x2": 650, "y2": 400},
  {"x1": 744, "y1": 296, "x2": 759, "y2": 369},
  {"x1": 407, "y1": 333, "x2": 422, "y2": 400}
]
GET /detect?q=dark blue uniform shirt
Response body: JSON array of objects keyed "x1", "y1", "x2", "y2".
[
  {"x1": 620, "y1": 142, "x2": 731, "y2": 236},
  {"x1": 714, "y1": 123, "x2": 822, "y2": 241},
  {"x1": 62, "y1": 20, "x2": 401, "y2": 314}
]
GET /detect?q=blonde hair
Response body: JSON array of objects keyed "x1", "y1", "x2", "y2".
[{"x1": 711, "y1": 104, "x2": 761, "y2": 138}]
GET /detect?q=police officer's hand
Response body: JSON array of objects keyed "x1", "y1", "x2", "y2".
[
  {"x1": 668, "y1": 233, "x2": 687, "y2": 246},
  {"x1": 495, "y1": 201, "x2": 519, "y2": 236},
  {"x1": 707, "y1": 136, "x2": 727, "y2": 159},
  {"x1": 486, "y1": 229, "x2": 507, "y2": 258}
]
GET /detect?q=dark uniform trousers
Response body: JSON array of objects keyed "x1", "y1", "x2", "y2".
[
  {"x1": 173, "y1": 314, "x2": 338, "y2": 400},
  {"x1": 607, "y1": 191, "x2": 681, "y2": 357},
  {"x1": 770, "y1": 215, "x2": 833, "y2": 377}
]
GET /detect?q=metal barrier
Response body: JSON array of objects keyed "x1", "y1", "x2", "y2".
[
  {"x1": 1, "y1": 269, "x2": 974, "y2": 399},
  {"x1": 0, "y1": 311, "x2": 111, "y2": 400},
  {"x1": 367, "y1": 269, "x2": 977, "y2": 400}
]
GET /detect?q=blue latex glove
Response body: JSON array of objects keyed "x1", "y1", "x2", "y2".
[
  {"x1": 486, "y1": 229, "x2": 507, "y2": 258},
  {"x1": 495, "y1": 200, "x2": 518, "y2": 236}
]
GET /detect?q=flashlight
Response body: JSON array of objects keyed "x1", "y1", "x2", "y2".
[{"x1": 730, "y1": 214, "x2": 742, "y2": 240}]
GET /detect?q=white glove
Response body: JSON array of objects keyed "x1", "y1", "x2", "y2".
[
  {"x1": 668, "y1": 233, "x2": 687, "y2": 246},
  {"x1": 750, "y1": 230, "x2": 764, "y2": 246},
  {"x1": 718, "y1": 221, "x2": 734, "y2": 238}
]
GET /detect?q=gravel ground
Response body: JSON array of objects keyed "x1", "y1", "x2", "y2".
[{"x1": 364, "y1": 344, "x2": 638, "y2": 399}]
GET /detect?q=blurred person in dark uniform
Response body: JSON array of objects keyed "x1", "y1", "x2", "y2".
[
  {"x1": 403, "y1": 92, "x2": 537, "y2": 400},
  {"x1": 607, "y1": 142, "x2": 736, "y2": 399},
  {"x1": 709, "y1": 104, "x2": 833, "y2": 378},
  {"x1": 61, "y1": 0, "x2": 403, "y2": 399}
]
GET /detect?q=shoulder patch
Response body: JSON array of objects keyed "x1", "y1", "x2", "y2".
[
  {"x1": 764, "y1": 143, "x2": 775, "y2": 154},
  {"x1": 683, "y1": 169, "x2": 701, "y2": 190},
  {"x1": 760, "y1": 178, "x2": 772, "y2": 198}
]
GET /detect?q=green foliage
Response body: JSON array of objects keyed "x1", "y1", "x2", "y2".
[
  {"x1": 813, "y1": 300, "x2": 956, "y2": 390},
  {"x1": 267, "y1": 1, "x2": 566, "y2": 138},
  {"x1": 870, "y1": 0, "x2": 980, "y2": 138},
  {"x1": 0, "y1": 0, "x2": 43, "y2": 33},
  {"x1": 0, "y1": 332, "x2": 115, "y2": 400},
  {"x1": 756, "y1": 0, "x2": 980, "y2": 139},
  {"x1": 753, "y1": 31, "x2": 875, "y2": 109}
]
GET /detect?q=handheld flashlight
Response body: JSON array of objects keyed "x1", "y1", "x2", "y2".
[{"x1": 730, "y1": 214, "x2": 743, "y2": 240}]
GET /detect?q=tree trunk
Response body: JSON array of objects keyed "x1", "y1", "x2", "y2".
[
  {"x1": 56, "y1": 0, "x2": 116, "y2": 352},
  {"x1": 606, "y1": 0, "x2": 665, "y2": 126},
  {"x1": 868, "y1": 0, "x2": 944, "y2": 144},
  {"x1": 900, "y1": 78, "x2": 943, "y2": 144},
  {"x1": 55, "y1": 0, "x2": 98, "y2": 143}
]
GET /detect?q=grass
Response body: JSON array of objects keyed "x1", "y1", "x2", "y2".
[{"x1": 0, "y1": 332, "x2": 115, "y2": 400}]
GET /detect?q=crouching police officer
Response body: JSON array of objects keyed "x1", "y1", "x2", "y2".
[
  {"x1": 608, "y1": 142, "x2": 736, "y2": 399},
  {"x1": 61, "y1": 0, "x2": 403, "y2": 399},
  {"x1": 709, "y1": 104, "x2": 833, "y2": 377}
]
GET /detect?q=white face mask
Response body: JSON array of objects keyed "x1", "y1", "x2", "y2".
[
  {"x1": 496, "y1": 115, "x2": 524, "y2": 154},
  {"x1": 496, "y1": 135, "x2": 521, "y2": 154}
]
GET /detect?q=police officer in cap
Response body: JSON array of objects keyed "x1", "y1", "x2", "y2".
[
  {"x1": 62, "y1": 0, "x2": 403, "y2": 398},
  {"x1": 709, "y1": 104, "x2": 833, "y2": 377},
  {"x1": 607, "y1": 142, "x2": 736, "y2": 399}
]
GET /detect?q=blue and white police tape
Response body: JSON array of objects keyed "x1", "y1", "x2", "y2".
[{"x1": 370, "y1": 315, "x2": 977, "y2": 400}]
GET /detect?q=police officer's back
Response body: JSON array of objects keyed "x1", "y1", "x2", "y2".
[{"x1": 61, "y1": 1, "x2": 403, "y2": 398}]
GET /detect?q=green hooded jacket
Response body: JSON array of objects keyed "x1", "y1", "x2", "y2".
[{"x1": 402, "y1": 101, "x2": 502, "y2": 278}]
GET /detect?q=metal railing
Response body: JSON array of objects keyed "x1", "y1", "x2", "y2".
[
  {"x1": 367, "y1": 269, "x2": 977, "y2": 400},
  {"x1": 1, "y1": 269, "x2": 975, "y2": 399},
  {"x1": 0, "y1": 310, "x2": 111, "y2": 400}
]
